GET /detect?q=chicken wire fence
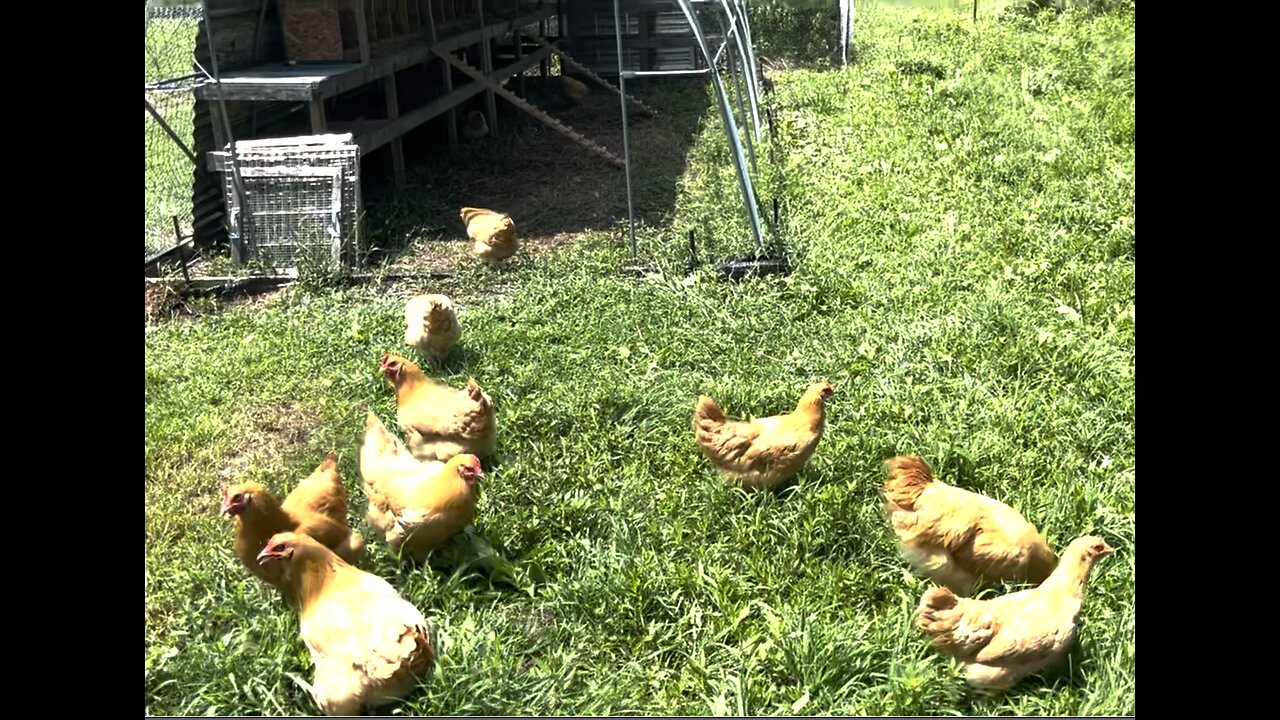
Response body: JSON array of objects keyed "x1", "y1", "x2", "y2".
[{"x1": 145, "y1": 1, "x2": 202, "y2": 259}]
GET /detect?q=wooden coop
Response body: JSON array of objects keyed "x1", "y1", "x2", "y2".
[
  {"x1": 190, "y1": 0, "x2": 699, "y2": 263},
  {"x1": 192, "y1": 0, "x2": 568, "y2": 254},
  {"x1": 561, "y1": 0, "x2": 712, "y2": 76}
]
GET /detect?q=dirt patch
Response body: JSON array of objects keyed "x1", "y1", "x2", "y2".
[
  {"x1": 146, "y1": 277, "x2": 294, "y2": 331},
  {"x1": 145, "y1": 282, "x2": 180, "y2": 327},
  {"x1": 216, "y1": 402, "x2": 321, "y2": 484}
]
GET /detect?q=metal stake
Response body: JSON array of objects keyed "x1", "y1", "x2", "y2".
[{"x1": 614, "y1": 0, "x2": 637, "y2": 261}]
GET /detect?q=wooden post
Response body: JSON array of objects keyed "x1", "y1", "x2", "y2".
[
  {"x1": 477, "y1": 0, "x2": 497, "y2": 136},
  {"x1": 384, "y1": 75, "x2": 406, "y2": 187},
  {"x1": 210, "y1": 100, "x2": 228, "y2": 150},
  {"x1": 539, "y1": 17, "x2": 549, "y2": 76},
  {"x1": 426, "y1": 3, "x2": 457, "y2": 147},
  {"x1": 515, "y1": 27, "x2": 526, "y2": 98},
  {"x1": 309, "y1": 99, "x2": 327, "y2": 134},
  {"x1": 396, "y1": 0, "x2": 409, "y2": 34},
  {"x1": 172, "y1": 216, "x2": 192, "y2": 282},
  {"x1": 355, "y1": 0, "x2": 372, "y2": 62}
]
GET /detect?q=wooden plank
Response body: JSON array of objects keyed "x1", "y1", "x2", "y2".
[
  {"x1": 145, "y1": 271, "x2": 455, "y2": 295},
  {"x1": 195, "y1": 6, "x2": 557, "y2": 102},
  {"x1": 144, "y1": 236, "x2": 196, "y2": 275},
  {"x1": 432, "y1": 48, "x2": 625, "y2": 169}
]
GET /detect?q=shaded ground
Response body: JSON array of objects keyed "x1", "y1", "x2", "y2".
[{"x1": 360, "y1": 75, "x2": 713, "y2": 274}]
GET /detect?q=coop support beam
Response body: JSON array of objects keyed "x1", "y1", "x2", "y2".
[
  {"x1": 515, "y1": 27, "x2": 526, "y2": 98},
  {"x1": 425, "y1": 0, "x2": 457, "y2": 146},
  {"x1": 356, "y1": 44, "x2": 553, "y2": 155},
  {"x1": 355, "y1": 1, "x2": 371, "y2": 63},
  {"x1": 477, "y1": 0, "x2": 498, "y2": 136},
  {"x1": 309, "y1": 99, "x2": 327, "y2": 134},
  {"x1": 432, "y1": 48, "x2": 624, "y2": 169},
  {"x1": 383, "y1": 75, "x2": 406, "y2": 187},
  {"x1": 539, "y1": 17, "x2": 549, "y2": 76},
  {"x1": 209, "y1": 101, "x2": 228, "y2": 155}
]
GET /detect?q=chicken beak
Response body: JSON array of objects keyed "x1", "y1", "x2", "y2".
[
  {"x1": 1100, "y1": 541, "x2": 1116, "y2": 554},
  {"x1": 256, "y1": 547, "x2": 278, "y2": 565}
]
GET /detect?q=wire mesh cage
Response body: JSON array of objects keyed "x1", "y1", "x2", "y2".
[{"x1": 220, "y1": 135, "x2": 362, "y2": 273}]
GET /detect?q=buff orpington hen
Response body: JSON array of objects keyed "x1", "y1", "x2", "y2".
[
  {"x1": 380, "y1": 352, "x2": 497, "y2": 462},
  {"x1": 917, "y1": 535, "x2": 1114, "y2": 691},
  {"x1": 560, "y1": 74, "x2": 588, "y2": 104},
  {"x1": 461, "y1": 110, "x2": 489, "y2": 140},
  {"x1": 883, "y1": 454, "x2": 1057, "y2": 595},
  {"x1": 403, "y1": 293, "x2": 461, "y2": 365},
  {"x1": 220, "y1": 451, "x2": 365, "y2": 593},
  {"x1": 692, "y1": 381, "x2": 835, "y2": 490},
  {"x1": 360, "y1": 411, "x2": 481, "y2": 561},
  {"x1": 460, "y1": 207, "x2": 519, "y2": 268},
  {"x1": 256, "y1": 532, "x2": 435, "y2": 714}
]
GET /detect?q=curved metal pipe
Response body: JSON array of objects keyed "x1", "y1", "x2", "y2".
[
  {"x1": 722, "y1": 0, "x2": 761, "y2": 140},
  {"x1": 673, "y1": 0, "x2": 765, "y2": 254},
  {"x1": 733, "y1": 0, "x2": 763, "y2": 110}
]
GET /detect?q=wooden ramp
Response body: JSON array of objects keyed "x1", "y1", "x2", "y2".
[
  {"x1": 536, "y1": 38, "x2": 659, "y2": 118},
  {"x1": 432, "y1": 49, "x2": 625, "y2": 169}
]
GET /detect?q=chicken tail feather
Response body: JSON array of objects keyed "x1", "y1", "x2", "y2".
[
  {"x1": 883, "y1": 454, "x2": 934, "y2": 510},
  {"x1": 693, "y1": 395, "x2": 727, "y2": 426}
]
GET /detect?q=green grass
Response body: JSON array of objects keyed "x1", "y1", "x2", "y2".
[{"x1": 145, "y1": 5, "x2": 1134, "y2": 715}]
